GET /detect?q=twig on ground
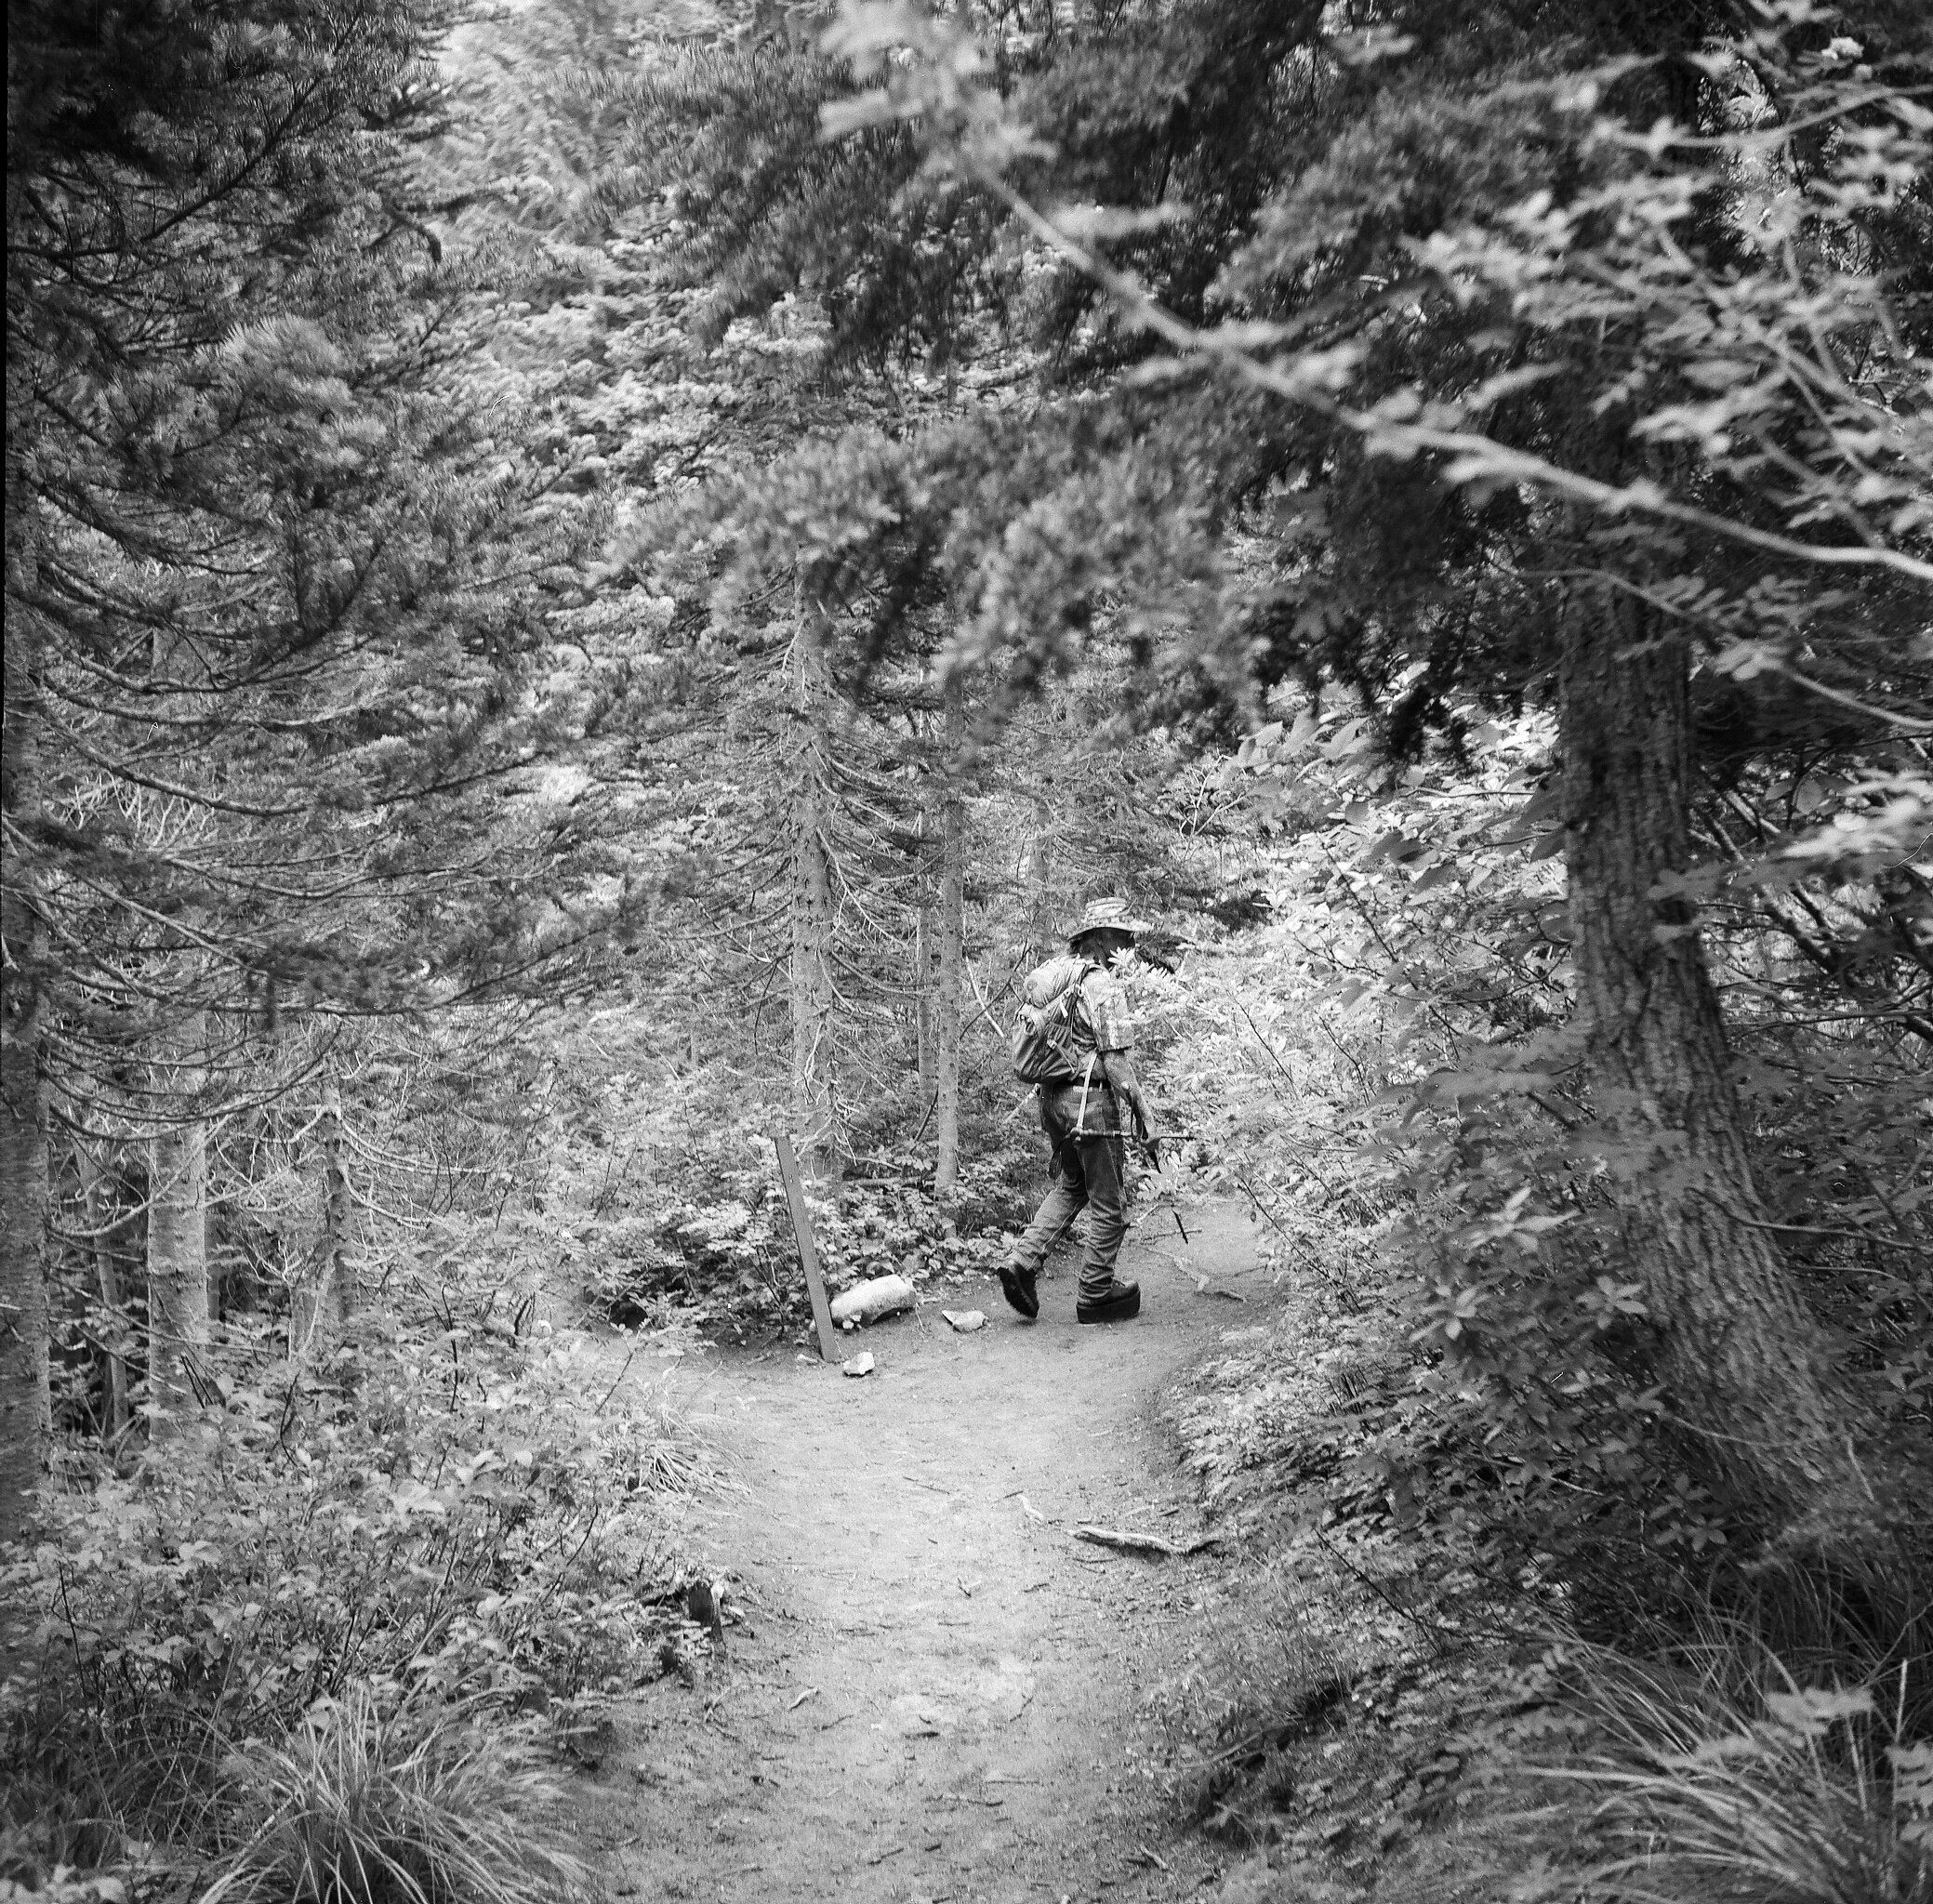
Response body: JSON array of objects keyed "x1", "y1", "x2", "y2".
[{"x1": 1074, "y1": 1524, "x2": 1223, "y2": 1559}]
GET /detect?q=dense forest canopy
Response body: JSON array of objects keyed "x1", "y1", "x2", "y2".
[{"x1": 3, "y1": 0, "x2": 1928, "y2": 1897}]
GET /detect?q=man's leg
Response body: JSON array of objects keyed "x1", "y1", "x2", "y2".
[
  {"x1": 1074, "y1": 1134, "x2": 1139, "y2": 1321},
  {"x1": 1012, "y1": 1130, "x2": 1089, "y2": 1276},
  {"x1": 1000, "y1": 1117, "x2": 1088, "y2": 1319},
  {"x1": 1074, "y1": 1134, "x2": 1127, "y2": 1304}
]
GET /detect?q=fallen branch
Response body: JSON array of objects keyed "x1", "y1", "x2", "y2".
[{"x1": 1073, "y1": 1523, "x2": 1223, "y2": 1559}]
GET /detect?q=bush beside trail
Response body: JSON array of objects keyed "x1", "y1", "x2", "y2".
[{"x1": 1, "y1": 1298, "x2": 709, "y2": 1897}]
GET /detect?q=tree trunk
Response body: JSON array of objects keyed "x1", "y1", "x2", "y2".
[
  {"x1": 1, "y1": 334, "x2": 51, "y2": 1548},
  {"x1": 146, "y1": 1016, "x2": 209, "y2": 1431},
  {"x1": 934, "y1": 678, "x2": 965, "y2": 1205},
  {"x1": 915, "y1": 818, "x2": 934, "y2": 1103},
  {"x1": 77, "y1": 1149, "x2": 131, "y2": 1445},
  {"x1": 788, "y1": 592, "x2": 839, "y2": 1181},
  {"x1": 1021, "y1": 762, "x2": 1056, "y2": 944},
  {"x1": 1560, "y1": 588, "x2": 1865, "y2": 1530},
  {"x1": 0, "y1": 807, "x2": 50, "y2": 1539},
  {"x1": 320, "y1": 1082, "x2": 355, "y2": 1323}
]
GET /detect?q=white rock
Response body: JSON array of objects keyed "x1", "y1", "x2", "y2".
[
  {"x1": 842, "y1": 1352, "x2": 876, "y2": 1378},
  {"x1": 941, "y1": 1310, "x2": 986, "y2": 1332},
  {"x1": 829, "y1": 1273, "x2": 917, "y2": 1326}
]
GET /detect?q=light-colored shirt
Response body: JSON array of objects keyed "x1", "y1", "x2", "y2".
[
  {"x1": 1024, "y1": 954, "x2": 1134, "y2": 1058},
  {"x1": 1022, "y1": 954, "x2": 1133, "y2": 1135}
]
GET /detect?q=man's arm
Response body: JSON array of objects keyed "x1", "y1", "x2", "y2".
[
  {"x1": 1096, "y1": 1049, "x2": 1158, "y2": 1153},
  {"x1": 1079, "y1": 963, "x2": 1158, "y2": 1150}
]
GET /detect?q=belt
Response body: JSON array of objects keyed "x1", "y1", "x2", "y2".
[{"x1": 1046, "y1": 1055, "x2": 1111, "y2": 1133}]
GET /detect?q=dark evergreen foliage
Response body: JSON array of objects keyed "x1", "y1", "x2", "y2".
[{"x1": 7, "y1": 0, "x2": 587, "y2": 1077}]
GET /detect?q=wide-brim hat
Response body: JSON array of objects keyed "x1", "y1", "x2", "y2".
[{"x1": 1064, "y1": 897, "x2": 1153, "y2": 944}]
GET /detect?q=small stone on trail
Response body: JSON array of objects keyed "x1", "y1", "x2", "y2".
[
  {"x1": 842, "y1": 1351, "x2": 876, "y2": 1378},
  {"x1": 941, "y1": 1309, "x2": 986, "y2": 1331}
]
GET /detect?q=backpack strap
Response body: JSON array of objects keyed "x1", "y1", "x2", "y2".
[
  {"x1": 1068, "y1": 959, "x2": 1102, "y2": 1129},
  {"x1": 1075, "y1": 1049, "x2": 1098, "y2": 1131}
]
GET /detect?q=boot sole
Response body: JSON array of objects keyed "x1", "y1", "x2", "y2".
[
  {"x1": 1077, "y1": 1286, "x2": 1141, "y2": 1324},
  {"x1": 998, "y1": 1264, "x2": 1039, "y2": 1320}
]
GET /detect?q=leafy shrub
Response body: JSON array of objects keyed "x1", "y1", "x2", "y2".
[
  {"x1": 1, "y1": 1319, "x2": 699, "y2": 1869},
  {"x1": 199, "y1": 1683, "x2": 591, "y2": 1904}
]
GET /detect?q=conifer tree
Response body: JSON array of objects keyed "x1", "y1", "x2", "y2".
[
  {"x1": 4, "y1": 0, "x2": 578, "y2": 1511},
  {"x1": 431, "y1": 0, "x2": 1214, "y2": 1205}
]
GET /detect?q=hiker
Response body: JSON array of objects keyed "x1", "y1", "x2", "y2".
[{"x1": 1000, "y1": 897, "x2": 1160, "y2": 1326}]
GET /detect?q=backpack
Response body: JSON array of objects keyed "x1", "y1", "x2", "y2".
[{"x1": 1010, "y1": 959, "x2": 1094, "y2": 1085}]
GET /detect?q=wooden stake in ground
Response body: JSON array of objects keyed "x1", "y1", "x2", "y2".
[{"x1": 775, "y1": 1128, "x2": 842, "y2": 1363}]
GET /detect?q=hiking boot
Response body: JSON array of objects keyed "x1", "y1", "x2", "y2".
[
  {"x1": 997, "y1": 1261, "x2": 1039, "y2": 1320},
  {"x1": 1076, "y1": 1279, "x2": 1141, "y2": 1324}
]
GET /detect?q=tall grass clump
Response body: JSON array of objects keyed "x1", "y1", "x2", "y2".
[
  {"x1": 1538, "y1": 1633, "x2": 1933, "y2": 1904},
  {"x1": 200, "y1": 1683, "x2": 591, "y2": 1904}
]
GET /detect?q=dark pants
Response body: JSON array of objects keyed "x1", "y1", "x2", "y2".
[{"x1": 1012, "y1": 1088, "x2": 1127, "y2": 1302}]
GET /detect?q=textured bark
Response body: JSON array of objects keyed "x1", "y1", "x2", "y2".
[
  {"x1": 788, "y1": 595, "x2": 839, "y2": 1181},
  {"x1": 286, "y1": 1082, "x2": 355, "y2": 1360},
  {"x1": 915, "y1": 833, "x2": 934, "y2": 1102},
  {"x1": 1021, "y1": 785, "x2": 1055, "y2": 940},
  {"x1": 77, "y1": 1150, "x2": 131, "y2": 1444},
  {"x1": 321, "y1": 1083, "x2": 355, "y2": 1322},
  {"x1": 146, "y1": 1017, "x2": 209, "y2": 1431},
  {"x1": 1561, "y1": 588, "x2": 1864, "y2": 1527},
  {"x1": 933, "y1": 679, "x2": 965, "y2": 1206},
  {"x1": 1, "y1": 328, "x2": 51, "y2": 1546},
  {"x1": 0, "y1": 783, "x2": 51, "y2": 1536}
]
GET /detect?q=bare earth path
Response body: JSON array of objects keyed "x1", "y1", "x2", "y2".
[{"x1": 577, "y1": 1199, "x2": 1269, "y2": 1904}]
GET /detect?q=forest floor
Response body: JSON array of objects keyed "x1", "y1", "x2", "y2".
[{"x1": 570, "y1": 1197, "x2": 1291, "y2": 1904}]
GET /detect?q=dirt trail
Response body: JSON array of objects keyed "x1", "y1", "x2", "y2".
[{"x1": 578, "y1": 1198, "x2": 1270, "y2": 1904}]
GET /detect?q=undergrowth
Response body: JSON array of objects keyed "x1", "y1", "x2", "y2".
[
  {"x1": 578, "y1": 1124, "x2": 1036, "y2": 1338},
  {"x1": 0, "y1": 1309, "x2": 708, "y2": 1894}
]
